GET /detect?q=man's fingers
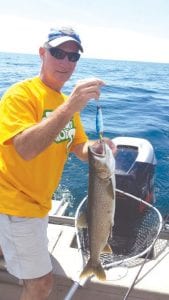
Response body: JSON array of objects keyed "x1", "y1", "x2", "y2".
[{"x1": 77, "y1": 77, "x2": 105, "y2": 88}]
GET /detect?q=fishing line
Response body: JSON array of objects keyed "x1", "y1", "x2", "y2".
[{"x1": 96, "y1": 104, "x2": 104, "y2": 141}]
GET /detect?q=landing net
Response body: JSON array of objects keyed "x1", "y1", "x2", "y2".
[{"x1": 75, "y1": 189, "x2": 163, "y2": 270}]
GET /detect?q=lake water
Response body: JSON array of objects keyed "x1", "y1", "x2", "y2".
[{"x1": 0, "y1": 51, "x2": 169, "y2": 217}]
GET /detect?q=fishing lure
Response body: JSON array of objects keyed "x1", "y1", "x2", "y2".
[{"x1": 96, "y1": 105, "x2": 104, "y2": 140}]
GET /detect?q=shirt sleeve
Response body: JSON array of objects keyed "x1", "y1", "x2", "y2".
[
  {"x1": 70, "y1": 112, "x2": 88, "y2": 150},
  {"x1": 0, "y1": 84, "x2": 37, "y2": 145}
]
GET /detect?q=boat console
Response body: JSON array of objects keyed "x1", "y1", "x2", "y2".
[{"x1": 113, "y1": 137, "x2": 157, "y2": 236}]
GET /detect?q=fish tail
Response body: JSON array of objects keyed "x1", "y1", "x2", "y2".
[{"x1": 80, "y1": 259, "x2": 106, "y2": 281}]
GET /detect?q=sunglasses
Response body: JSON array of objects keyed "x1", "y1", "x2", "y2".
[{"x1": 47, "y1": 47, "x2": 80, "y2": 62}]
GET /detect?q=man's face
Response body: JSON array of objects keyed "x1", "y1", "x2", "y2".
[{"x1": 40, "y1": 41, "x2": 80, "y2": 90}]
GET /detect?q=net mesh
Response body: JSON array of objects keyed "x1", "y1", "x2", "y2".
[{"x1": 75, "y1": 189, "x2": 163, "y2": 269}]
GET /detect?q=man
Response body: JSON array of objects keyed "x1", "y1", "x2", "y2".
[{"x1": 0, "y1": 26, "x2": 116, "y2": 299}]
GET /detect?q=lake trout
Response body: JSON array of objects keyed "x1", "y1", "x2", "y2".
[{"x1": 78, "y1": 140, "x2": 116, "y2": 281}]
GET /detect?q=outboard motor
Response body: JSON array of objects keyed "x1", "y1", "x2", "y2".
[{"x1": 112, "y1": 137, "x2": 156, "y2": 236}]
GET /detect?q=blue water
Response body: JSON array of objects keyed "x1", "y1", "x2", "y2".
[{"x1": 0, "y1": 51, "x2": 169, "y2": 217}]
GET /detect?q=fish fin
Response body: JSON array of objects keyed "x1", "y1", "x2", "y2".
[
  {"x1": 76, "y1": 212, "x2": 88, "y2": 228},
  {"x1": 80, "y1": 259, "x2": 106, "y2": 281},
  {"x1": 102, "y1": 243, "x2": 112, "y2": 254}
]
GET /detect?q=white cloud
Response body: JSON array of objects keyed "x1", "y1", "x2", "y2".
[
  {"x1": 0, "y1": 15, "x2": 169, "y2": 63},
  {"x1": 80, "y1": 25, "x2": 169, "y2": 63}
]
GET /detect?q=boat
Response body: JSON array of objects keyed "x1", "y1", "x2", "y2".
[{"x1": 0, "y1": 137, "x2": 169, "y2": 300}]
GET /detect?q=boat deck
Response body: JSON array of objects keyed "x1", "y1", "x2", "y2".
[{"x1": 0, "y1": 216, "x2": 169, "y2": 300}]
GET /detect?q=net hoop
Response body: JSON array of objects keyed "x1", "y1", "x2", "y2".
[{"x1": 75, "y1": 189, "x2": 163, "y2": 269}]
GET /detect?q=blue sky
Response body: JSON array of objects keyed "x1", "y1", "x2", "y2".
[{"x1": 0, "y1": 0, "x2": 169, "y2": 62}]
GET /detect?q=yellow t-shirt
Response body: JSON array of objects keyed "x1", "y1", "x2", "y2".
[{"x1": 0, "y1": 77, "x2": 88, "y2": 217}]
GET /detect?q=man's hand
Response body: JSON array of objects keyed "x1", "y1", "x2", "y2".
[
  {"x1": 71, "y1": 138, "x2": 116, "y2": 161},
  {"x1": 67, "y1": 77, "x2": 105, "y2": 113}
]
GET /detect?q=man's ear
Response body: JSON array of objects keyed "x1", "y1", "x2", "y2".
[{"x1": 39, "y1": 47, "x2": 45, "y2": 58}]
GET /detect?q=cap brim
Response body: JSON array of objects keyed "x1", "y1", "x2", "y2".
[{"x1": 48, "y1": 36, "x2": 83, "y2": 52}]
